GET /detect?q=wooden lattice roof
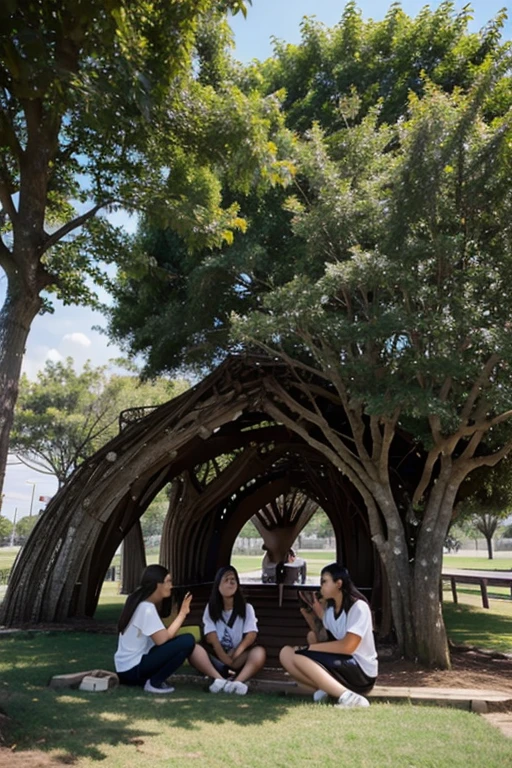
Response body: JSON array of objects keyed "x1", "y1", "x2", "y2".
[{"x1": 1, "y1": 355, "x2": 408, "y2": 627}]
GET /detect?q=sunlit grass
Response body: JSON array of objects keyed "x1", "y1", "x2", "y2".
[
  {"x1": 0, "y1": 631, "x2": 510, "y2": 767},
  {"x1": 443, "y1": 600, "x2": 512, "y2": 653},
  {"x1": 443, "y1": 555, "x2": 512, "y2": 570}
]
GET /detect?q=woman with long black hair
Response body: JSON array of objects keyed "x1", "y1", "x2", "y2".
[
  {"x1": 202, "y1": 566, "x2": 266, "y2": 695},
  {"x1": 114, "y1": 564, "x2": 227, "y2": 694},
  {"x1": 280, "y1": 563, "x2": 378, "y2": 707}
]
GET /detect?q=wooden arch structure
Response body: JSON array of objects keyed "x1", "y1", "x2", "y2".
[{"x1": 1, "y1": 356, "x2": 398, "y2": 628}]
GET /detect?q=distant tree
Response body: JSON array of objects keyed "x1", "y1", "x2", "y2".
[
  {"x1": 140, "y1": 488, "x2": 170, "y2": 539},
  {"x1": 14, "y1": 515, "x2": 38, "y2": 545},
  {"x1": 300, "y1": 510, "x2": 335, "y2": 540},
  {"x1": 240, "y1": 519, "x2": 261, "y2": 539},
  {"x1": 0, "y1": 515, "x2": 12, "y2": 544},
  {"x1": 454, "y1": 461, "x2": 512, "y2": 559},
  {"x1": 10, "y1": 358, "x2": 188, "y2": 487}
]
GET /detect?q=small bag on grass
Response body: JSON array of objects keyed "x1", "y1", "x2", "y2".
[{"x1": 49, "y1": 668, "x2": 119, "y2": 691}]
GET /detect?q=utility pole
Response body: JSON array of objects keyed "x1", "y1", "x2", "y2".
[
  {"x1": 27, "y1": 481, "x2": 36, "y2": 517},
  {"x1": 10, "y1": 507, "x2": 17, "y2": 547}
]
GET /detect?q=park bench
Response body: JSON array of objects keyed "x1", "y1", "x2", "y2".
[{"x1": 442, "y1": 568, "x2": 512, "y2": 609}]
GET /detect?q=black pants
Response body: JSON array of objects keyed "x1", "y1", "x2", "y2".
[
  {"x1": 118, "y1": 633, "x2": 196, "y2": 687},
  {"x1": 295, "y1": 648, "x2": 376, "y2": 695}
]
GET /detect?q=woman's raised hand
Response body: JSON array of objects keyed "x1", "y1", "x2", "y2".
[
  {"x1": 298, "y1": 590, "x2": 313, "y2": 611},
  {"x1": 179, "y1": 592, "x2": 193, "y2": 617},
  {"x1": 311, "y1": 592, "x2": 324, "y2": 619}
]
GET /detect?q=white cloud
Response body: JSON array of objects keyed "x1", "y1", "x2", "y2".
[
  {"x1": 46, "y1": 348, "x2": 64, "y2": 363},
  {"x1": 63, "y1": 332, "x2": 92, "y2": 347}
]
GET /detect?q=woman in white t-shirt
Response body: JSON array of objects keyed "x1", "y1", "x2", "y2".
[
  {"x1": 114, "y1": 564, "x2": 228, "y2": 694},
  {"x1": 202, "y1": 566, "x2": 266, "y2": 695},
  {"x1": 280, "y1": 563, "x2": 378, "y2": 708}
]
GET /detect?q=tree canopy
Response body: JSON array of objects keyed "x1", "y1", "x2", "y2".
[{"x1": 107, "y1": 1, "x2": 511, "y2": 377}]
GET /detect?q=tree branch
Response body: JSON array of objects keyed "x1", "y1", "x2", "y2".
[
  {"x1": 0, "y1": 182, "x2": 17, "y2": 224},
  {"x1": 457, "y1": 430, "x2": 484, "y2": 463},
  {"x1": 263, "y1": 377, "x2": 376, "y2": 483},
  {"x1": 412, "y1": 446, "x2": 443, "y2": 506},
  {"x1": 465, "y1": 442, "x2": 512, "y2": 472},
  {"x1": 0, "y1": 105, "x2": 23, "y2": 159},
  {"x1": 41, "y1": 201, "x2": 114, "y2": 253},
  {"x1": 379, "y1": 410, "x2": 400, "y2": 482},
  {"x1": 370, "y1": 415, "x2": 383, "y2": 464},
  {"x1": 460, "y1": 354, "x2": 499, "y2": 423},
  {"x1": 0, "y1": 237, "x2": 14, "y2": 272}
]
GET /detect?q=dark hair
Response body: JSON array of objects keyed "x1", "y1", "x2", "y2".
[
  {"x1": 118, "y1": 564, "x2": 171, "y2": 633},
  {"x1": 321, "y1": 563, "x2": 369, "y2": 614},
  {"x1": 208, "y1": 566, "x2": 246, "y2": 623},
  {"x1": 287, "y1": 548, "x2": 296, "y2": 560}
]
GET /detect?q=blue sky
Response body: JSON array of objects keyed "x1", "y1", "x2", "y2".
[
  {"x1": 1, "y1": 1, "x2": 511, "y2": 521},
  {"x1": 231, "y1": 1, "x2": 511, "y2": 61}
]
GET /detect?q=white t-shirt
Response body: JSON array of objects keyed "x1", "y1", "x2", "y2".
[
  {"x1": 202, "y1": 603, "x2": 258, "y2": 653},
  {"x1": 323, "y1": 600, "x2": 378, "y2": 678},
  {"x1": 114, "y1": 601, "x2": 165, "y2": 672}
]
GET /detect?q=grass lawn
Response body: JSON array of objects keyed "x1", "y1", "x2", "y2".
[
  {"x1": 443, "y1": 555, "x2": 512, "y2": 570},
  {"x1": 442, "y1": 599, "x2": 512, "y2": 653},
  {"x1": 1, "y1": 562, "x2": 512, "y2": 766},
  {"x1": 1, "y1": 630, "x2": 511, "y2": 768}
]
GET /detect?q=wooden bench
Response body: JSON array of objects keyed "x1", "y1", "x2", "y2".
[
  {"x1": 182, "y1": 583, "x2": 326, "y2": 666},
  {"x1": 442, "y1": 569, "x2": 512, "y2": 609}
]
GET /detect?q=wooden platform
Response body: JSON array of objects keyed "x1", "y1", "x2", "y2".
[
  {"x1": 172, "y1": 669, "x2": 512, "y2": 714},
  {"x1": 180, "y1": 582, "x2": 512, "y2": 715}
]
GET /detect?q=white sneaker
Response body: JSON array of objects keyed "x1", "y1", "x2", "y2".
[
  {"x1": 143, "y1": 679, "x2": 175, "y2": 694},
  {"x1": 335, "y1": 690, "x2": 370, "y2": 708},
  {"x1": 209, "y1": 678, "x2": 227, "y2": 693},
  {"x1": 313, "y1": 689, "x2": 329, "y2": 703},
  {"x1": 225, "y1": 680, "x2": 248, "y2": 695}
]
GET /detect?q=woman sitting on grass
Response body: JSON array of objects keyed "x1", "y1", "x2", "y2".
[
  {"x1": 280, "y1": 563, "x2": 378, "y2": 708},
  {"x1": 114, "y1": 564, "x2": 228, "y2": 694},
  {"x1": 202, "y1": 566, "x2": 266, "y2": 695}
]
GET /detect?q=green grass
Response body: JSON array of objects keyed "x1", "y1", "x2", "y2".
[
  {"x1": 1, "y1": 547, "x2": 509, "y2": 576},
  {"x1": 0, "y1": 631, "x2": 511, "y2": 768},
  {"x1": 443, "y1": 555, "x2": 512, "y2": 570},
  {"x1": 443, "y1": 600, "x2": 512, "y2": 654}
]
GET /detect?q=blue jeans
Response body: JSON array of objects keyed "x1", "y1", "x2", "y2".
[{"x1": 118, "y1": 633, "x2": 196, "y2": 687}]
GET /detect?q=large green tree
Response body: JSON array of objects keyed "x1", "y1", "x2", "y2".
[
  {"x1": 10, "y1": 357, "x2": 188, "y2": 487},
  {"x1": 107, "y1": 2, "x2": 510, "y2": 378},
  {"x1": 232, "y1": 76, "x2": 512, "y2": 667},
  {"x1": 106, "y1": 4, "x2": 512, "y2": 667},
  {"x1": 0, "y1": 0, "x2": 293, "y2": 506}
]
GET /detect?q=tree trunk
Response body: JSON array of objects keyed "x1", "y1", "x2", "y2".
[
  {"x1": 410, "y1": 470, "x2": 462, "y2": 668},
  {"x1": 0, "y1": 285, "x2": 42, "y2": 501},
  {"x1": 486, "y1": 536, "x2": 493, "y2": 560}
]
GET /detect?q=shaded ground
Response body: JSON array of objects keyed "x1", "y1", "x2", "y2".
[
  {"x1": 1, "y1": 643, "x2": 511, "y2": 765},
  {"x1": 378, "y1": 645, "x2": 512, "y2": 695}
]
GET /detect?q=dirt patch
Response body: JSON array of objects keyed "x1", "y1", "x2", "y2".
[
  {"x1": 378, "y1": 645, "x2": 512, "y2": 694},
  {"x1": 0, "y1": 710, "x2": 69, "y2": 767}
]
